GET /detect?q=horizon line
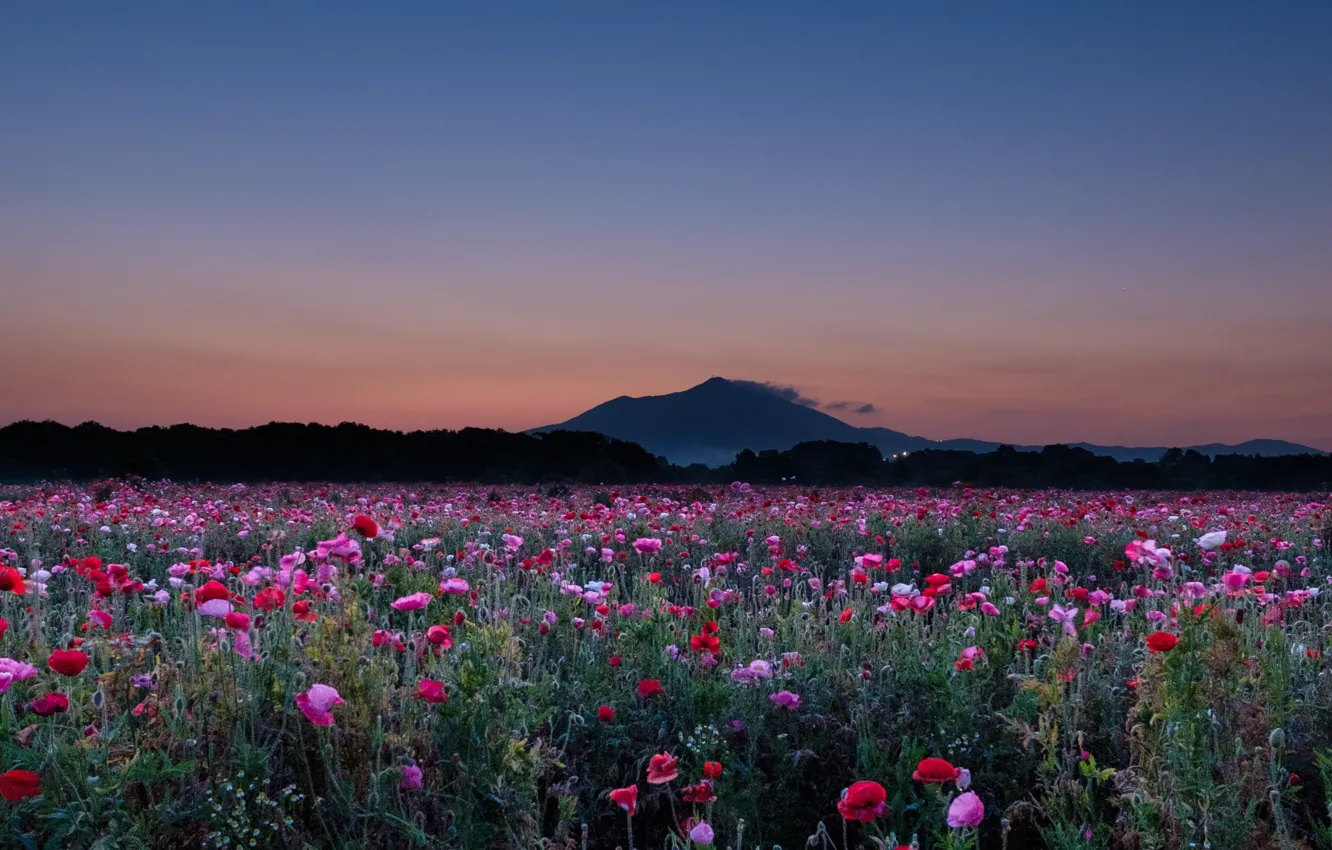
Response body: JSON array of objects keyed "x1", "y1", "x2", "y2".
[{"x1": 4, "y1": 416, "x2": 1324, "y2": 455}]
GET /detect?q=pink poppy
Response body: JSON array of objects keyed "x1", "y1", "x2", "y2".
[
  {"x1": 400, "y1": 764, "x2": 423, "y2": 789},
  {"x1": 296, "y1": 684, "x2": 344, "y2": 726},
  {"x1": 0, "y1": 658, "x2": 40, "y2": 693},
  {"x1": 769, "y1": 689, "x2": 802, "y2": 710},
  {"x1": 197, "y1": 598, "x2": 234, "y2": 618},
  {"x1": 947, "y1": 791, "x2": 985, "y2": 827},
  {"x1": 632, "y1": 538, "x2": 663, "y2": 556},
  {"x1": 391, "y1": 592, "x2": 433, "y2": 612},
  {"x1": 439, "y1": 578, "x2": 470, "y2": 595},
  {"x1": 688, "y1": 821, "x2": 715, "y2": 845}
]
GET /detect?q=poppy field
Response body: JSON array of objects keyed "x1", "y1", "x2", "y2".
[{"x1": 1, "y1": 480, "x2": 1330, "y2": 849}]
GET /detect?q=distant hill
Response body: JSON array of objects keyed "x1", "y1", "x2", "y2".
[{"x1": 531, "y1": 377, "x2": 1325, "y2": 465}]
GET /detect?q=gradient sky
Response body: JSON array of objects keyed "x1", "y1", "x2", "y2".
[{"x1": 3, "y1": 1, "x2": 1330, "y2": 450}]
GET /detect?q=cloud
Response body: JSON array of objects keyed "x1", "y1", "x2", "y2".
[
  {"x1": 732, "y1": 380, "x2": 821, "y2": 408},
  {"x1": 733, "y1": 380, "x2": 878, "y2": 416},
  {"x1": 826, "y1": 401, "x2": 879, "y2": 415}
]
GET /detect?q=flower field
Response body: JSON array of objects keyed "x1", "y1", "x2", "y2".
[{"x1": 1, "y1": 481, "x2": 1330, "y2": 849}]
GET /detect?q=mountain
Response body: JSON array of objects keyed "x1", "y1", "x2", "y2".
[{"x1": 532, "y1": 378, "x2": 1326, "y2": 466}]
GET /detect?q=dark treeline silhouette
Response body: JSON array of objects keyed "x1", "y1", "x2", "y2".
[
  {"x1": 0, "y1": 421, "x2": 664, "y2": 484},
  {"x1": 722, "y1": 441, "x2": 1332, "y2": 491},
  {"x1": 1, "y1": 421, "x2": 1329, "y2": 491}
]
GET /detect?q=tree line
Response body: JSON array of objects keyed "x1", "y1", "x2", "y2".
[{"x1": 0, "y1": 420, "x2": 1328, "y2": 491}]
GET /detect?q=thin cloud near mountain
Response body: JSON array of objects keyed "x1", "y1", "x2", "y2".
[
  {"x1": 825, "y1": 401, "x2": 879, "y2": 415},
  {"x1": 735, "y1": 381, "x2": 879, "y2": 417},
  {"x1": 731, "y1": 380, "x2": 822, "y2": 408}
]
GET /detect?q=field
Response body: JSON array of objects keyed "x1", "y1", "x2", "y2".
[{"x1": 1, "y1": 481, "x2": 1329, "y2": 849}]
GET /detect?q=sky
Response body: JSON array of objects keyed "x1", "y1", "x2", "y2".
[{"x1": 2, "y1": 1, "x2": 1330, "y2": 450}]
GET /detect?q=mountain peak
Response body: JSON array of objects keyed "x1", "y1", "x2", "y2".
[{"x1": 531, "y1": 380, "x2": 1326, "y2": 466}]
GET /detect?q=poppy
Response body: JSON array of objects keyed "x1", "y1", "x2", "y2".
[
  {"x1": 426, "y1": 625, "x2": 452, "y2": 648},
  {"x1": 196, "y1": 580, "x2": 230, "y2": 604},
  {"x1": 0, "y1": 568, "x2": 24, "y2": 595},
  {"x1": 1146, "y1": 632, "x2": 1179, "y2": 653},
  {"x1": 253, "y1": 587, "x2": 286, "y2": 611},
  {"x1": 27, "y1": 692, "x2": 69, "y2": 717},
  {"x1": 690, "y1": 633, "x2": 720, "y2": 654},
  {"x1": 646, "y1": 752, "x2": 678, "y2": 784},
  {"x1": 681, "y1": 780, "x2": 717, "y2": 804},
  {"x1": 415, "y1": 679, "x2": 449, "y2": 704},
  {"x1": 0, "y1": 769, "x2": 41, "y2": 802},
  {"x1": 48, "y1": 649, "x2": 90, "y2": 677},
  {"x1": 351, "y1": 515, "x2": 379, "y2": 538},
  {"x1": 296, "y1": 684, "x2": 344, "y2": 726},
  {"x1": 947, "y1": 791, "x2": 985, "y2": 827},
  {"x1": 838, "y1": 780, "x2": 888, "y2": 822},
  {"x1": 913, "y1": 757, "x2": 961, "y2": 783},
  {"x1": 609, "y1": 784, "x2": 638, "y2": 815}
]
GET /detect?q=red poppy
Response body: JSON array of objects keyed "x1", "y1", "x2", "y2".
[
  {"x1": 426, "y1": 625, "x2": 452, "y2": 648},
  {"x1": 838, "y1": 780, "x2": 888, "y2": 822},
  {"x1": 0, "y1": 567, "x2": 24, "y2": 595},
  {"x1": 0, "y1": 617, "x2": 7, "y2": 638},
  {"x1": 27, "y1": 692, "x2": 70, "y2": 717},
  {"x1": 913, "y1": 757, "x2": 961, "y2": 783},
  {"x1": 254, "y1": 587, "x2": 286, "y2": 611},
  {"x1": 690, "y1": 633, "x2": 721, "y2": 654},
  {"x1": 48, "y1": 649, "x2": 90, "y2": 677},
  {"x1": 1146, "y1": 632, "x2": 1179, "y2": 653},
  {"x1": 637, "y1": 679, "x2": 663, "y2": 699},
  {"x1": 681, "y1": 779, "x2": 717, "y2": 804},
  {"x1": 597, "y1": 705, "x2": 616, "y2": 722},
  {"x1": 646, "y1": 752, "x2": 678, "y2": 784},
  {"x1": 351, "y1": 515, "x2": 379, "y2": 538},
  {"x1": 415, "y1": 679, "x2": 450, "y2": 704},
  {"x1": 292, "y1": 600, "x2": 316, "y2": 622},
  {"x1": 702, "y1": 761, "x2": 722, "y2": 779},
  {"x1": 196, "y1": 580, "x2": 230, "y2": 604},
  {"x1": 609, "y1": 784, "x2": 638, "y2": 815},
  {"x1": 0, "y1": 769, "x2": 41, "y2": 802},
  {"x1": 224, "y1": 612, "x2": 251, "y2": 630}
]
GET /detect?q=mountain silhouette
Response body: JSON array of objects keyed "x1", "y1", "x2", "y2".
[{"x1": 532, "y1": 377, "x2": 1325, "y2": 466}]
